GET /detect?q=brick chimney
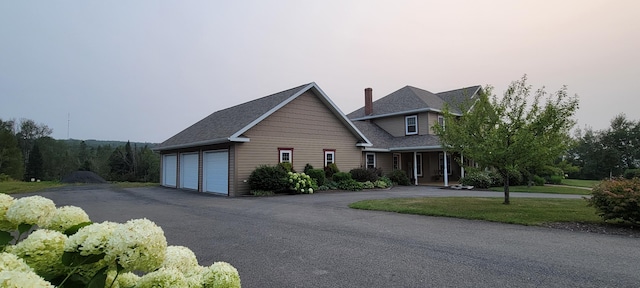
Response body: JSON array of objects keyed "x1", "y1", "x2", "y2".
[{"x1": 364, "y1": 88, "x2": 373, "y2": 116}]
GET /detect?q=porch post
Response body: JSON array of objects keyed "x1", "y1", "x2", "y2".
[
  {"x1": 413, "y1": 151, "x2": 418, "y2": 186},
  {"x1": 460, "y1": 153, "x2": 465, "y2": 179},
  {"x1": 443, "y1": 151, "x2": 449, "y2": 187}
]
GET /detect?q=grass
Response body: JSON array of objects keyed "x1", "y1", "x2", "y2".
[
  {"x1": 0, "y1": 181, "x2": 67, "y2": 194},
  {"x1": 349, "y1": 197, "x2": 602, "y2": 226},
  {"x1": 561, "y1": 179, "x2": 600, "y2": 188},
  {"x1": 488, "y1": 185, "x2": 591, "y2": 195}
]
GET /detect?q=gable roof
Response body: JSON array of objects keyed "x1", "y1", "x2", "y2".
[
  {"x1": 348, "y1": 85, "x2": 482, "y2": 120},
  {"x1": 352, "y1": 121, "x2": 442, "y2": 151},
  {"x1": 154, "y1": 83, "x2": 372, "y2": 151}
]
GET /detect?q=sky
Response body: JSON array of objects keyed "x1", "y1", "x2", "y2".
[{"x1": 1, "y1": 1, "x2": 638, "y2": 143}]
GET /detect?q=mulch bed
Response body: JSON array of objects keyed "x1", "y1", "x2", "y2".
[{"x1": 542, "y1": 222, "x2": 640, "y2": 238}]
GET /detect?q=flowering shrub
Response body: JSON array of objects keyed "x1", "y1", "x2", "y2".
[
  {"x1": 288, "y1": 172, "x2": 316, "y2": 194},
  {"x1": 0, "y1": 194, "x2": 241, "y2": 287},
  {"x1": 588, "y1": 178, "x2": 640, "y2": 223}
]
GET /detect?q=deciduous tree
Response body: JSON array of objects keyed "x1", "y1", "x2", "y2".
[{"x1": 435, "y1": 75, "x2": 579, "y2": 204}]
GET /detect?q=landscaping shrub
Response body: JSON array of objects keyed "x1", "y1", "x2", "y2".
[
  {"x1": 278, "y1": 162, "x2": 294, "y2": 173},
  {"x1": 318, "y1": 181, "x2": 338, "y2": 191},
  {"x1": 0, "y1": 173, "x2": 12, "y2": 182},
  {"x1": 349, "y1": 168, "x2": 380, "y2": 182},
  {"x1": 588, "y1": 178, "x2": 640, "y2": 223},
  {"x1": 532, "y1": 175, "x2": 545, "y2": 186},
  {"x1": 488, "y1": 171, "x2": 503, "y2": 187},
  {"x1": 332, "y1": 172, "x2": 352, "y2": 183},
  {"x1": 307, "y1": 168, "x2": 326, "y2": 186},
  {"x1": 287, "y1": 172, "x2": 316, "y2": 194},
  {"x1": 247, "y1": 165, "x2": 289, "y2": 192},
  {"x1": 324, "y1": 163, "x2": 340, "y2": 179},
  {"x1": 362, "y1": 181, "x2": 375, "y2": 189},
  {"x1": 623, "y1": 169, "x2": 640, "y2": 179},
  {"x1": 460, "y1": 171, "x2": 492, "y2": 189},
  {"x1": 303, "y1": 163, "x2": 314, "y2": 174},
  {"x1": 388, "y1": 170, "x2": 410, "y2": 186},
  {"x1": 549, "y1": 175, "x2": 563, "y2": 185},
  {"x1": 337, "y1": 178, "x2": 363, "y2": 191},
  {"x1": 376, "y1": 176, "x2": 393, "y2": 188}
]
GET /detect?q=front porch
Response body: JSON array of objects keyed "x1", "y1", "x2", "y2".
[{"x1": 393, "y1": 151, "x2": 465, "y2": 186}]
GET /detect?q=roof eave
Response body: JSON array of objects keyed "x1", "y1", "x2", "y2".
[
  {"x1": 351, "y1": 108, "x2": 462, "y2": 121},
  {"x1": 152, "y1": 137, "x2": 249, "y2": 151}
]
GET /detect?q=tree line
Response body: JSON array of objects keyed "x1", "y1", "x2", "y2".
[{"x1": 0, "y1": 118, "x2": 159, "y2": 182}]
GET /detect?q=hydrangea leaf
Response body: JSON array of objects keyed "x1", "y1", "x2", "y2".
[
  {"x1": 18, "y1": 223, "x2": 33, "y2": 234},
  {"x1": 0, "y1": 230, "x2": 13, "y2": 246},
  {"x1": 61, "y1": 251, "x2": 106, "y2": 267},
  {"x1": 63, "y1": 221, "x2": 93, "y2": 236},
  {"x1": 86, "y1": 266, "x2": 109, "y2": 288}
]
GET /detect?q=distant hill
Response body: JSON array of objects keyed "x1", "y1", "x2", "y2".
[{"x1": 62, "y1": 139, "x2": 158, "y2": 148}]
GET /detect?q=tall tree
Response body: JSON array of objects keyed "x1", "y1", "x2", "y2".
[
  {"x1": 435, "y1": 75, "x2": 579, "y2": 204},
  {"x1": 24, "y1": 143, "x2": 44, "y2": 181},
  {"x1": 16, "y1": 119, "x2": 52, "y2": 168},
  {"x1": 0, "y1": 118, "x2": 24, "y2": 180}
]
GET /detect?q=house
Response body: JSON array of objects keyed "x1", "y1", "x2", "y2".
[
  {"x1": 347, "y1": 85, "x2": 482, "y2": 186},
  {"x1": 153, "y1": 83, "x2": 372, "y2": 196}
]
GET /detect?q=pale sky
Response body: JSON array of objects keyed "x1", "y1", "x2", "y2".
[{"x1": 1, "y1": 1, "x2": 638, "y2": 143}]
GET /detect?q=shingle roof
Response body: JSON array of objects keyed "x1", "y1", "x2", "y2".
[
  {"x1": 352, "y1": 121, "x2": 442, "y2": 151},
  {"x1": 349, "y1": 85, "x2": 481, "y2": 151},
  {"x1": 155, "y1": 83, "x2": 372, "y2": 151},
  {"x1": 348, "y1": 85, "x2": 481, "y2": 119}
]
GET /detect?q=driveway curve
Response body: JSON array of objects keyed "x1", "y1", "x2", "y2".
[{"x1": 26, "y1": 185, "x2": 639, "y2": 287}]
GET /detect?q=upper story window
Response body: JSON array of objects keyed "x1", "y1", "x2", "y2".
[
  {"x1": 405, "y1": 115, "x2": 418, "y2": 135},
  {"x1": 324, "y1": 149, "x2": 335, "y2": 167},
  {"x1": 279, "y1": 148, "x2": 293, "y2": 163},
  {"x1": 438, "y1": 115, "x2": 445, "y2": 129}
]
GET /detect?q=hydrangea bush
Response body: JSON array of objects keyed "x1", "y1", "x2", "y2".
[
  {"x1": 287, "y1": 172, "x2": 316, "y2": 194},
  {"x1": 0, "y1": 194, "x2": 241, "y2": 288}
]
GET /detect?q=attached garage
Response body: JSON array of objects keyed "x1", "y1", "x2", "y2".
[
  {"x1": 203, "y1": 150, "x2": 229, "y2": 195},
  {"x1": 180, "y1": 153, "x2": 199, "y2": 190},
  {"x1": 162, "y1": 154, "x2": 177, "y2": 187}
]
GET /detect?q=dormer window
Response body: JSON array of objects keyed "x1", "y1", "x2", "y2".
[{"x1": 405, "y1": 115, "x2": 418, "y2": 135}]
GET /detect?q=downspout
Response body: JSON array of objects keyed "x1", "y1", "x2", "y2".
[
  {"x1": 443, "y1": 151, "x2": 449, "y2": 187},
  {"x1": 413, "y1": 151, "x2": 418, "y2": 186},
  {"x1": 461, "y1": 153, "x2": 465, "y2": 179}
]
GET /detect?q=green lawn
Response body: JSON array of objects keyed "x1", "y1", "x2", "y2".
[
  {"x1": 0, "y1": 181, "x2": 67, "y2": 194},
  {"x1": 349, "y1": 197, "x2": 602, "y2": 225},
  {"x1": 488, "y1": 185, "x2": 590, "y2": 195},
  {"x1": 561, "y1": 179, "x2": 601, "y2": 188}
]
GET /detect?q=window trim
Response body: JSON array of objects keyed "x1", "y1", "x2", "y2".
[
  {"x1": 416, "y1": 153, "x2": 423, "y2": 177},
  {"x1": 324, "y1": 149, "x2": 335, "y2": 167},
  {"x1": 392, "y1": 153, "x2": 401, "y2": 170},
  {"x1": 438, "y1": 115, "x2": 445, "y2": 129},
  {"x1": 405, "y1": 115, "x2": 418, "y2": 135},
  {"x1": 439, "y1": 152, "x2": 452, "y2": 175},
  {"x1": 365, "y1": 153, "x2": 376, "y2": 169},
  {"x1": 278, "y1": 148, "x2": 293, "y2": 164}
]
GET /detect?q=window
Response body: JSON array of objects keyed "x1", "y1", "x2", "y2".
[
  {"x1": 439, "y1": 152, "x2": 452, "y2": 175},
  {"x1": 405, "y1": 115, "x2": 418, "y2": 135},
  {"x1": 392, "y1": 153, "x2": 401, "y2": 170},
  {"x1": 279, "y1": 148, "x2": 293, "y2": 163},
  {"x1": 416, "y1": 153, "x2": 423, "y2": 177},
  {"x1": 366, "y1": 153, "x2": 376, "y2": 169},
  {"x1": 324, "y1": 149, "x2": 335, "y2": 167},
  {"x1": 438, "y1": 115, "x2": 445, "y2": 129}
]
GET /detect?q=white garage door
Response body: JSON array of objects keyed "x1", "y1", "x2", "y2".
[
  {"x1": 180, "y1": 153, "x2": 199, "y2": 190},
  {"x1": 162, "y1": 154, "x2": 177, "y2": 187},
  {"x1": 203, "y1": 150, "x2": 228, "y2": 195}
]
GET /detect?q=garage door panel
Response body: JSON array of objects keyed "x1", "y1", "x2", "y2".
[
  {"x1": 162, "y1": 154, "x2": 177, "y2": 187},
  {"x1": 180, "y1": 153, "x2": 199, "y2": 190},
  {"x1": 204, "y1": 151, "x2": 228, "y2": 195}
]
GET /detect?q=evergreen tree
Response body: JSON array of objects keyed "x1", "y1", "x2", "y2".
[
  {"x1": 0, "y1": 119, "x2": 24, "y2": 180},
  {"x1": 24, "y1": 142, "x2": 44, "y2": 181}
]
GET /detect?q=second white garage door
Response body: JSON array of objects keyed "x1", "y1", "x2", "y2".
[
  {"x1": 203, "y1": 150, "x2": 228, "y2": 195},
  {"x1": 180, "y1": 153, "x2": 199, "y2": 190}
]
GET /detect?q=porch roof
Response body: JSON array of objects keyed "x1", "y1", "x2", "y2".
[{"x1": 353, "y1": 121, "x2": 443, "y2": 152}]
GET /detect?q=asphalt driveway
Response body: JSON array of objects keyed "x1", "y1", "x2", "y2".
[{"x1": 28, "y1": 185, "x2": 639, "y2": 287}]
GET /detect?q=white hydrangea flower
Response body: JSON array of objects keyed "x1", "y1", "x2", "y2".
[
  {"x1": 6, "y1": 229, "x2": 68, "y2": 279},
  {"x1": 137, "y1": 267, "x2": 188, "y2": 288},
  {"x1": 105, "y1": 270, "x2": 140, "y2": 288},
  {"x1": 5, "y1": 195, "x2": 56, "y2": 227},
  {"x1": 163, "y1": 245, "x2": 199, "y2": 275},
  {"x1": 201, "y1": 261, "x2": 241, "y2": 288},
  {"x1": 43, "y1": 205, "x2": 90, "y2": 233},
  {"x1": 0, "y1": 270, "x2": 54, "y2": 288},
  {"x1": 0, "y1": 252, "x2": 33, "y2": 273},
  {"x1": 0, "y1": 194, "x2": 15, "y2": 230},
  {"x1": 65, "y1": 221, "x2": 118, "y2": 256},
  {"x1": 107, "y1": 218, "x2": 167, "y2": 272}
]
